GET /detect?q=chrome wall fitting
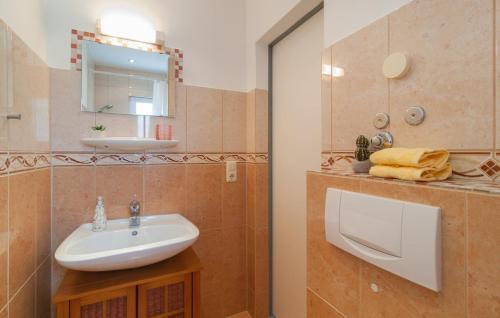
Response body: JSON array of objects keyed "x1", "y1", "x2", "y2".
[
  {"x1": 405, "y1": 106, "x2": 425, "y2": 126},
  {"x1": 373, "y1": 112, "x2": 390, "y2": 129},
  {"x1": 370, "y1": 131, "x2": 393, "y2": 150}
]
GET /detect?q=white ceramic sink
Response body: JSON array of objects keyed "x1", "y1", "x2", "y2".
[
  {"x1": 81, "y1": 137, "x2": 178, "y2": 151},
  {"x1": 55, "y1": 214, "x2": 199, "y2": 272}
]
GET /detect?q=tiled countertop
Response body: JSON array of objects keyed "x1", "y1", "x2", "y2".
[{"x1": 313, "y1": 170, "x2": 500, "y2": 195}]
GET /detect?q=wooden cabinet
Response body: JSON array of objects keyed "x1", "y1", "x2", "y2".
[
  {"x1": 70, "y1": 287, "x2": 136, "y2": 318},
  {"x1": 54, "y1": 248, "x2": 202, "y2": 318},
  {"x1": 138, "y1": 274, "x2": 191, "y2": 318}
]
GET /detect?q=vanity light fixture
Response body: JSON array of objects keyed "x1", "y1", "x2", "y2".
[{"x1": 97, "y1": 13, "x2": 164, "y2": 45}]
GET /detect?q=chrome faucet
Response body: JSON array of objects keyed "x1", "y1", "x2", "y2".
[{"x1": 129, "y1": 197, "x2": 141, "y2": 227}]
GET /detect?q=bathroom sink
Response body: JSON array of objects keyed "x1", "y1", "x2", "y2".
[{"x1": 55, "y1": 214, "x2": 199, "y2": 272}]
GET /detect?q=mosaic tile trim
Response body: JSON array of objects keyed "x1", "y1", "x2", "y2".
[
  {"x1": 70, "y1": 29, "x2": 184, "y2": 82},
  {"x1": 51, "y1": 152, "x2": 269, "y2": 166},
  {"x1": 322, "y1": 151, "x2": 499, "y2": 181},
  {"x1": 0, "y1": 153, "x2": 51, "y2": 175}
]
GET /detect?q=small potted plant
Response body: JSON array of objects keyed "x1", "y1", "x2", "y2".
[
  {"x1": 352, "y1": 135, "x2": 372, "y2": 173},
  {"x1": 91, "y1": 124, "x2": 106, "y2": 138}
]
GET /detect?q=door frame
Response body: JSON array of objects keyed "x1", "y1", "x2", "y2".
[{"x1": 267, "y1": 3, "x2": 324, "y2": 317}]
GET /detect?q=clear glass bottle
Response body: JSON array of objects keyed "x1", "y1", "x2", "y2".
[{"x1": 92, "y1": 196, "x2": 107, "y2": 232}]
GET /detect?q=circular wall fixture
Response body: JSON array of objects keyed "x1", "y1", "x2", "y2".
[{"x1": 383, "y1": 53, "x2": 411, "y2": 79}]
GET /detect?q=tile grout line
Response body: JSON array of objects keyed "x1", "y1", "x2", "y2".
[
  {"x1": 387, "y1": 14, "x2": 391, "y2": 130},
  {"x1": 6, "y1": 254, "x2": 51, "y2": 310},
  {"x1": 307, "y1": 287, "x2": 347, "y2": 318},
  {"x1": 464, "y1": 193, "x2": 469, "y2": 317},
  {"x1": 493, "y1": 0, "x2": 497, "y2": 159},
  {"x1": 5, "y1": 158, "x2": 10, "y2": 316}
]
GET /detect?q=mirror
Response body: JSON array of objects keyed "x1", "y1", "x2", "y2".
[{"x1": 81, "y1": 40, "x2": 175, "y2": 117}]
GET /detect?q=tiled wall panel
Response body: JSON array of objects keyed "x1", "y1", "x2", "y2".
[
  {"x1": 331, "y1": 17, "x2": 388, "y2": 151},
  {"x1": 323, "y1": 0, "x2": 500, "y2": 181},
  {"x1": 0, "y1": 19, "x2": 51, "y2": 318},
  {"x1": 306, "y1": 172, "x2": 500, "y2": 318},
  {"x1": 389, "y1": 0, "x2": 493, "y2": 150}
]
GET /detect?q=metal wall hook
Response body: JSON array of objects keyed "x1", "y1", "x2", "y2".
[{"x1": 6, "y1": 114, "x2": 21, "y2": 120}]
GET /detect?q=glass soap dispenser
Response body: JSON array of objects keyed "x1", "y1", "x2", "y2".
[{"x1": 92, "y1": 196, "x2": 107, "y2": 232}]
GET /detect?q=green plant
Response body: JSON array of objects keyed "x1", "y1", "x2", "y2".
[
  {"x1": 354, "y1": 135, "x2": 370, "y2": 161},
  {"x1": 91, "y1": 124, "x2": 106, "y2": 131}
]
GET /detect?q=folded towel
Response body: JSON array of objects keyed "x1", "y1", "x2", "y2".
[
  {"x1": 370, "y1": 148, "x2": 449, "y2": 168},
  {"x1": 369, "y1": 163, "x2": 452, "y2": 181}
]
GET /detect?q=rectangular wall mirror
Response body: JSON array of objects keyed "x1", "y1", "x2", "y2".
[{"x1": 81, "y1": 40, "x2": 176, "y2": 117}]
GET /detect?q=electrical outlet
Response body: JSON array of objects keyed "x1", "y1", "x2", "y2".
[{"x1": 226, "y1": 161, "x2": 237, "y2": 182}]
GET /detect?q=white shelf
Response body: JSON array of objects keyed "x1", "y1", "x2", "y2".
[{"x1": 81, "y1": 137, "x2": 178, "y2": 151}]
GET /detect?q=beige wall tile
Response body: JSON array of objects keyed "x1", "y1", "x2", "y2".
[
  {"x1": 307, "y1": 289, "x2": 344, "y2": 318},
  {"x1": 222, "y1": 163, "x2": 246, "y2": 228},
  {"x1": 95, "y1": 112, "x2": 140, "y2": 140},
  {"x1": 467, "y1": 192, "x2": 500, "y2": 317},
  {"x1": 96, "y1": 165, "x2": 143, "y2": 220},
  {"x1": 10, "y1": 33, "x2": 50, "y2": 152},
  {"x1": 35, "y1": 257, "x2": 51, "y2": 318},
  {"x1": 255, "y1": 164, "x2": 268, "y2": 229},
  {"x1": 50, "y1": 69, "x2": 95, "y2": 152},
  {"x1": 254, "y1": 289, "x2": 269, "y2": 318},
  {"x1": 322, "y1": 48, "x2": 332, "y2": 153},
  {"x1": 246, "y1": 90, "x2": 256, "y2": 153},
  {"x1": 254, "y1": 89, "x2": 268, "y2": 153},
  {"x1": 246, "y1": 164, "x2": 256, "y2": 229},
  {"x1": 0, "y1": 177, "x2": 7, "y2": 309},
  {"x1": 221, "y1": 226, "x2": 247, "y2": 316},
  {"x1": 134, "y1": 84, "x2": 187, "y2": 152},
  {"x1": 389, "y1": 0, "x2": 493, "y2": 150},
  {"x1": 331, "y1": 18, "x2": 388, "y2": 151},
  {"x1": 9, "y1": 276, "x2": 35, "y2": 317},
  {"x1": 186, "y1": 86, "x2": 222, "y2": 153},
  {"x1": 0, "y1": 23, "x2": 8, "y2": 151},
  {"x1": 35, "y1": 169, "x2": 50, "y2": 267},
  {"x1": 358, "y1": 179, "x2": 466, "y2": 317},
  {"x1": 52, "y1": 166, "x2": 96, "y2": 248},
  {"x1": 9, "y1": 172, "x2": 37, "y2": 296},
  {"x1": 144, "y1": 164, "x2": 186, "y2": 214},
  {"x1": 186, "y1": 164, "x2": 222, "y2": 230},
  {"x1": 247, "y1": 225, "x2": 255, "y2": 291},
  {"x1": 223, "y1": 91, "x2": 247, "y2": 153},
  {"x1": 307, "y1": 173, "x2": 361, "y2": 317},
  {"x1": 191, "y1": 228, "x2": 224, "y2": 308},
  {"x1": 254, "y1": 227, "x2": 269, "y2": 318},
  {"x1": 247, "y1": 288, "x2": 255, "y2": 318}
]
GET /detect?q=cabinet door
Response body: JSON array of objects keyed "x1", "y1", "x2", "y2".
[
  {"x1": 70, "y1": 287, "x2": 136, "y2": 318},
  {"x1": 138, "y1": 274, "x2": 192, "y2": 318}
]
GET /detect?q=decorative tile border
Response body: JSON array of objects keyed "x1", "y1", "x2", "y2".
[
  {"x1": 51, "y1": 152, "x2": 269, "y2": 166},
  {"x1": 70, "y1": 29, "x2": 184, "y2": 82},
  {"x1": 0, "y1": 153, "x2": 51, "y2": 175},
  {"x1": 322, "y1": 151, "x2": 500, "y2": 181}
]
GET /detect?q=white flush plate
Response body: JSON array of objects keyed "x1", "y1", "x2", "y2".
[{"x1": 325, "y1": 188, "x2": 441, "y2": 292}]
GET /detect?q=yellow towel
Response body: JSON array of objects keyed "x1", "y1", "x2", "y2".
[
  {"x1": 370, "y1": 148, "x2": 449, "y2": 168},
  {"x1": 369, "y1": 163, "x2": 452, "y2": 181}
]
